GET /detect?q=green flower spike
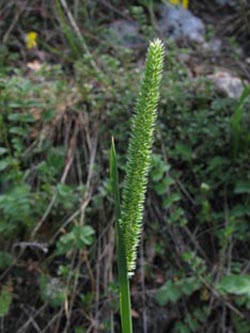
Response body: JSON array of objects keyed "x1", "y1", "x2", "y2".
[{"x1": 121, "y1": 38, "x2": 165, "y2": 275}]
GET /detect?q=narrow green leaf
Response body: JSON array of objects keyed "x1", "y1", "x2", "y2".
[
  {"x1": 0, "y1": 286, "x2": 12, "y2": 317},
  {"x1": 110, "y1": 138, "x2": 133, "y2": 333}
]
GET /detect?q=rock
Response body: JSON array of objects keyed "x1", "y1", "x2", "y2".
[
  {"x1": 158, "y1": 3, "x2": 205, "y2": 43},
  {"x1": 214, "y1": 0, "x2": 236, "y2": 6},
  {"x1": 209, "y1": 70, "x2": 244, "y2": 98},
  {"x1": 108, "y1": 20, "x2": 145, "y2": 48},
  {"x1": 202, "y1": 38, "x2": 222, "y2": 56}
]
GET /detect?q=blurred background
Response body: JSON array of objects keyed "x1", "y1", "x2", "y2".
[{"x1": 0, "y1": 1, "x2": 250, "y2": 332}]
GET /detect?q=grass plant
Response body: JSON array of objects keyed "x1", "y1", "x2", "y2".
[{"x1": 110, "y1": 39, "x2": 164, "y2": 333}]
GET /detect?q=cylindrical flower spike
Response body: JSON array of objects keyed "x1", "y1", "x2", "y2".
[{"x1": 120, "y1": 39, "x2": 165, "y2": 275}]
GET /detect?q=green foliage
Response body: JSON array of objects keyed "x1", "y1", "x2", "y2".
[
  {"x1": 0, "y1": 184, "x2": 33, "y2": 235},
  {"x1": 156, "y1": 276, "x2": 201, "y2": 306},
  {"x1": 234, "y1": 180, "x2": 250, "y2": 194},
  {"x1": 217, "y1": 274, "x2": 250, "y2": 297},
  {"x1": 39, "y1": 274, "x2": 67, "y2": 307},
  {"x1": 55, "y1": 0, "x2": 85, "y2": 60},
  {"x1": 0, "y1": 251, "x2": 13, "y2": 269},
  {"x1": 74, "y1": 328, "x2": 86, "y2": 333},
  {"x1": 174, "y1": 306, "x2": 210, "y2": 333},
  {"x1": 230, "y1": 86, "x2": 250, "y2": 157},
  {"x1": 0, "y1": 284, "x2": 12, "y2": 317},
  {"x1": 150, "y1": 154, "x2": 170, "y2": 183},
  {"x1": 0, "y1": 66, "x2": 84, "y2": 238},
  {"x1": 182, "y1": 251, "x2": 207, "y2": 275},
  {"x1": 150, "y1": 153, "x2": 187, "y2": 225},
  {"x1": 56, "y1": 225, "x2": 95, "y2": 255},
  {"x1": 152, "y1": 46, "x2": 250, "y2": 328},
  {"x1": 232, "y1": 312, "x2": 250, "y2": 333}
]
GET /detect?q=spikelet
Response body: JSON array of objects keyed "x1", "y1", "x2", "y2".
[{"x1": 120, "y1": 39, "x2": 164, "y2": 275}]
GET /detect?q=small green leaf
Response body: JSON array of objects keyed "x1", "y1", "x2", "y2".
[
  {"x1": 217, "y1": 275, "x2": 250, "y2": 297},
  {"x1": 231, "y1": 204, "x2": 248, "y2": 217},
  {"x1": 0, "y1": 160, "x2": 10, "y2": 171},
  {"x1": 156, "y1": 280, "x2": 182, "y2": 305},
  {"x1": 9, "y1": 127, "x2": 28, "y2": 136},
  {"x1": 154, "y1": 177, "x2": 174, "y2": 195},
  {"x1": 150, "y1": 154, "x2": 169, "y2": 182},
  {"x1": 162, "y1": 193, "x2": 180, "y2": 209},
  {"x1": 39, "y1": 275, "x2": 66, "y2": 307},
  {"x1": 174, "y1": 143, "x2": 192, "y2": 160},
  {"x1": 56, "y1": 225, "x2": 95, "y2": 255},
  {"x1": 234, "y1": 181, "x2": 250, "y2": 194},
  {"x1": 156, "y1": 276, "x2": 202, "y2": 306},
  {"x1": 0, "y1": 251, "x2": 13, "y2": 269},
  {"x1": 179, "y1": 277, "x2": 201, "y2": 296},
  {"x1": 0, "y1": 285, "x2": 12, "y2": 317},
  {"x1": 207, "y1": 156, "x2": 225, "y2": 172},
  {"x1": 8, "y1": 113, "x2": 35, "y2": 123},
  {"x1": 74, "y1": 328, "x2": 85, "y2": 333},
  {"x1": 151, "y1": 169, "x2": 165, "y2": 182},
  {"x1": 186, "y1": 314, "x2": 199, "y2": 331},
  {"x1": 74, "y1": 225, "x2": 95, "y2": 247},
  {"x1": 0, "y1": 148, "x2": 7, "y2": 156},
  {"x1": 57, "y1": 184, "x2": 73, "y2": 197},
  {"x1": 174, "y1": 322, "x2": 191, "y2": 333}
]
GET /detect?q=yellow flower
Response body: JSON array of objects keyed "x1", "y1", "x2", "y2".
[
  {"x1": 169, "y1": 0, "x2": 180, "y2": 5},
  {"x1": 182, "y1": 0, "x2": 189, "y2": 9},
  {"x1": 26, "y1": 32, "x2": 38, "y2": 50},
  {"x1": 168, "y1": 0, "x2": 189, "y2": 9}
]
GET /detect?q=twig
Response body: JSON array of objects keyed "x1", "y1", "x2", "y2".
[
  {"x1": 20, "y1": 306, "x2": 42, "y2": 333},
  {"x1": 3, "y1": 1, "x2": 26, "y2": 44},
  {"x1": 31, "y1": 121, "x2": 79, "y2": 238},
  {"x1": 40, "y1": 307, "x2": 64, "y2": 333},
  {"x1": 17, "y1": 304, "x2": 47, "y2": 333},
  {"x1": 13, "y1": 241, "x2": 48, "y2": 253},
  {"x1": 62, "y1": 249, "x2": 79, "y2": 332},
  {"x1": 239, "y1": 0, "x2": 250, "y2": 35},
  {"x1": 48, "y1": 119, "x2": 97, "y2": 239},
  {"x1": 59, "y1": 0, "x2": 100, "y2": 74},
  {"x1": 199, "y1": 275, "x2": 244, "y2": 318}
]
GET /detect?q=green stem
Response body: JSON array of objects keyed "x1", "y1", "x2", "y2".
[{"x1": 110, "y1": 138, "x2": 133, "y2": 333}]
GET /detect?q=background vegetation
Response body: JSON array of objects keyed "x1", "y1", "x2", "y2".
[{"x1": 0, "y1": 1, "x2": 250, "y2": 332}]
